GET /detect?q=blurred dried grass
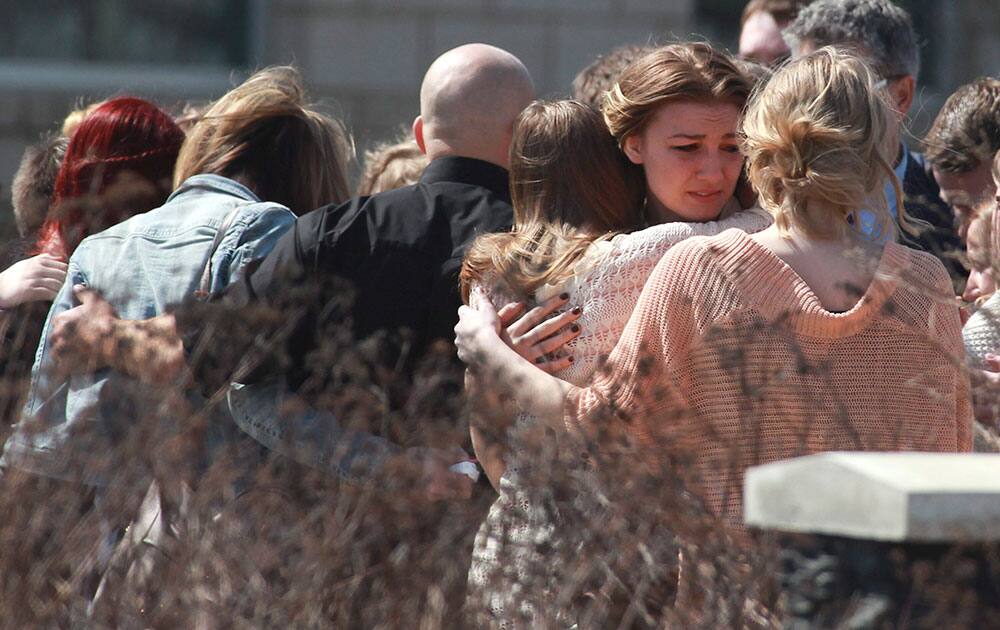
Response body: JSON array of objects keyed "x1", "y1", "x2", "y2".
[{"x1": 0, "y1": 247, "x2": 996, "y2": 629}]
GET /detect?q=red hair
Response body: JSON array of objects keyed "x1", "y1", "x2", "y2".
[{"x1": 34, "y1": 97, "x2": 184, "y2": 259}]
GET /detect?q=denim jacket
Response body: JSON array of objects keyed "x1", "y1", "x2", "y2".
[{"x1": 0, "y1": 175, "x2": 297, "y2": 484}]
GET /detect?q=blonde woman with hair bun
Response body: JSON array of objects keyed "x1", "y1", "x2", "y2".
[{"x1": 456, "y1": 47, "x2": 971, "y2": 534}]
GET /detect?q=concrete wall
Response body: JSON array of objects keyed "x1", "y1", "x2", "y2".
[
  {"x1": 0, "y1": 0, "x2": 693, "y2": 233},
  {"x1": 0, "y1": 0, "x2": 997, "y2": 234},
  {"x1": 261, "y1": 0, "x2": 693, "y2": 155}
]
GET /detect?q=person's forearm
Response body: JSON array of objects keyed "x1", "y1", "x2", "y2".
[
  {"x1": 470, "y1": 424, "x2": 505, "y2": 490},
  {"x1": 473, "y1": 333, "x2": 577, "y2": 429}
]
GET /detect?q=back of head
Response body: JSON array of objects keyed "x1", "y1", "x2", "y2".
[
  {"x1": 36, "y1": 97, "x2": 185, "y2": 258},
  {"x1": 740, "y1": 0, "x2": 811, "y2": 67},
  {"x1": 61, "y1": 101, "x2": 104, "y2": 137},
  {"x1": 418, "y1": 44, "x2": 534, "y2": 168},
  {"x1": 784, "y1": 0, "x2": 919, "y2": 81},
  {"x1": 924, "y1": 78, "x2": 1000, "y2": 175},
  {"x1": 740, "y1": 0, "x2": 810, "y2": 26},
  {"x1": 174, "y1": 66, "x2": 352, "y2": 215},
  {"x1": 741, "y1": 0, "x2": 811, "y2": 26},
  {"x1": 461, "y1": 100, "x2": 644, "y2": 301},
  {"x1": 742, "y1": 47, "x2": 901, "y2": 240},
  {"x1": 358, "y1": 131, "x2": 428, "y2": 196},
  {"x1": 11, "y1": 133, "x2": 67, "y2": 239},
  {"x1": 510, "y1": 101, "x2": 644, "y2": 233},
  {"x1": 603, "y1": 42, "x2": 753, "y2": 148},
  {"x1": 572, "y1": 45, "x2": 653, "y2": 109}
]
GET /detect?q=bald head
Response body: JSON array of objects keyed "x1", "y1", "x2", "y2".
[{"x1": 414, "y1": 44, "x2": 534, "y2": 169}]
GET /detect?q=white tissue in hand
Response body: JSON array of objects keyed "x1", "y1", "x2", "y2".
[{"x1": 449, "y1": 461, "x2": 480, "y2": 482}]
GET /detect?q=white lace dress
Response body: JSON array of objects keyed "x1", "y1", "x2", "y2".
[
  {"x1": 962, "y1": 292, "x2": 1000, "y2": 452},
  {"x1": 465, "y1": 202, "x2": 772, "y2": 627},
  {"x1": 964, "y1": 292, "x2": 1000, "y2": 370}
]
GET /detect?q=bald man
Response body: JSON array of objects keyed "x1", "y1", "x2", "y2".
[
  {"x1": 243, "y1": 44, "x2": 531, "y2": 354},
  {"x1": 414, "y1": 43, "x2": 534, "y2": 169}
]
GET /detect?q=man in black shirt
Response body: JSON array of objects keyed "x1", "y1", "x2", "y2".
[
  {"x1": 253, "y1": 151, "x2": 515, "y2": 390},
  {"x1": 49, "y1": 44, "x2": 534, "y2": 498},
  {"x1": 226, "y1": 45, "x2": 533, "y2": 490},
  {"x1": 252, "y1": 43, "x2": 533, "y2": 370}
]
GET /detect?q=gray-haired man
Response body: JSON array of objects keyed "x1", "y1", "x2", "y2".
[{"x1": 785, "y1": 0, "x2": 964, "y2": 283}]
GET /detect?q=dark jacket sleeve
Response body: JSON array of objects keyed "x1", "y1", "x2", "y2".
[
  {"x1": 174, "y1": 200, "x2": 361, "y2": 396},
  {"x1": 901, "y1": 151, "x2": 966, "y2": 289}
]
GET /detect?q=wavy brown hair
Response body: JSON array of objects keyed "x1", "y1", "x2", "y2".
[
  {"x1": 924, "y1": 77, "x2": 1000, "y2": 175},
  {"x1": 602, "y1": 42, "x2": 753, "y2": 149},
  {"x1": 460, "y1": 100, "x2": 644, "y2": 302}
]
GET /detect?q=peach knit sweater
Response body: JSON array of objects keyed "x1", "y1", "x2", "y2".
[{"x1": 568, "y1": 229, "x2": 973, "y2": 525}]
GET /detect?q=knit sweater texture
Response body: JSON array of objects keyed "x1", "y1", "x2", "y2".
[{"x1": 567, "y1": 228, "x2": 973, "y2": 525}]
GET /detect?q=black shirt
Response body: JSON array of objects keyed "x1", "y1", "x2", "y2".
[{"x1": 185, "y1": 156, "x2": 513, "y2": 394}]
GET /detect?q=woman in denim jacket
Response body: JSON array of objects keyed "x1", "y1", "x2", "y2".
[
  {"x1": 0, "y1": 67, "x2": 353, "y2": 488},
  {"x1": 0, "y1": 98, "x2": 183, "y2": 428}
]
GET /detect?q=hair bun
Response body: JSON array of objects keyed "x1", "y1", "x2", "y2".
[{"x1": 742, "y1": 48, "x2": 901, "y2": 240}]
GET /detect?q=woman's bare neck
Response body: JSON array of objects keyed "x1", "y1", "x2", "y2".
[{"x1": 750, "y1": 224, "x2": 884, "y2": 312}]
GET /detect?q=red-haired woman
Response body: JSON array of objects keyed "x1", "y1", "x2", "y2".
[
  {"x1": 0, "y1": 97, "x2": 183, "y2": 423},
  {"x1": 35, "y1": 96, "x2": 184, "y2": 260}
]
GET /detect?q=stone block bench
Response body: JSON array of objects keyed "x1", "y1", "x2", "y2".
[{"x1": 744, "y1": 452, "x2": 1000, "y2": 628}]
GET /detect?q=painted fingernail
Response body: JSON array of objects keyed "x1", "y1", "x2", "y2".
[
  {"x1": 535, "y1": 357, "x2": 545, "y2": 364},
  {"x1": 559, "y1": 292, "x2": 570, "y2": 300},
  {"x1": 568, "y1": 356, "x2": 575, "y2": 363},
  {"x1": 570, "y1": 324, "x2": 580, "y2": 333},
  {"x1": 571, "y1": 307, "x2": 582, "y2": 315}
]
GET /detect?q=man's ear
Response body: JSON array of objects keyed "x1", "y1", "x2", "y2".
[
  {"x1": 413, "y1": 116, "x2": 427, "y2": 154},
  {"x1": 888, "y1": 75, "x2": 916, "y2": 118},
  {"x1": 622, "y1": 134, "x2": 644, "y2": 165}
]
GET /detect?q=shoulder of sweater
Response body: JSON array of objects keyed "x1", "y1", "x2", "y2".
[
  {"x1": 648, "y1": 232, "x2": 737, "y2": 291},
  {"x1": 886, "y1": 242, "x2": 954, "y2": 294}
]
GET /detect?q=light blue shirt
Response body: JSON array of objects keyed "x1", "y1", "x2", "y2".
[
  {"x1": 1, "y1": 175, "x2": 296, "y2": 484},
  {"x1": 857, "y1": 147, "x2": 909, "y2": 240}
]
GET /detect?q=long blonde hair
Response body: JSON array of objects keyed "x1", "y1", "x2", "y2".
[
  {"x1": 460, "y1": 100, "x2": 644, "y2": 302},
  {"x1": 742, "y1": 47, "x2": 910, "y2": 240},
  {"x1": 357, "y1": 129, "x2": 427, "y2": 196},
  {"x1": 173, "y1": 66, "x2": 352, "y2": 214}
]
